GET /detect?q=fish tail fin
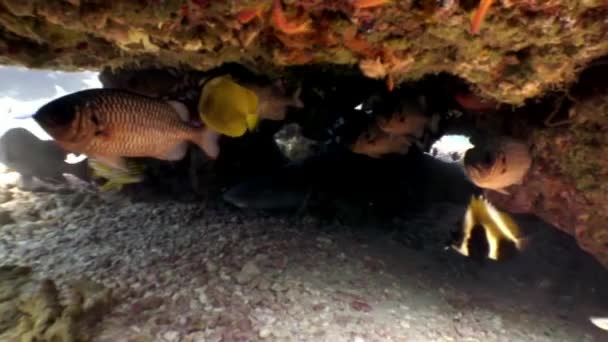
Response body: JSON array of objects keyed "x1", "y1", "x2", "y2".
[{"x1": 191, "y1": 127, "x2": 221, "y2": 160}]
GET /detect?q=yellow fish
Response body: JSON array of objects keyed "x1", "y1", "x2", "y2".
[
  {"x1": 89, "y1": 158, "x2": 145, "y2": 192},
  {"x1": 198, "y1": 76, "x2": 260, "y2": 138},
  {"x1": 449, "y1": 196, "x2": 527, "y2": 261}
]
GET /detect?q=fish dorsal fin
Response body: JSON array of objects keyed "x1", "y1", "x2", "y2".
[
  {"x1": 201, "y1": 128, "x2": 221, "y2": 159},
  {"x1": 167, "y1": 100, "x2": 190, "y2": 123},
  {"x1": 494, "y1": 187, "x2": 511, "y2": 195}
]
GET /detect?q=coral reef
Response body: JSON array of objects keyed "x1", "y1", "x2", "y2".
[
  {"x1": 0, "y1": 0, "x2": 607, "y2": 105},
  {"x1": 0, "y1": 265, "x2": 113, "y2": 341},
  {"x1": 487, "y1": 61, "x2": 608, "y2": 268}
]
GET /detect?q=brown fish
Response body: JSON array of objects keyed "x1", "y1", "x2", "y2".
[
  {"x1": 33, "y1": 89, "x2": 220, "y2": 170},
  {"x1": 240, "y1": 81, "x2": 303, "y2": 121},
  {"x1": 377, "y1": 94, "x2": 429, "y2": 138},
  {"x1": 377, "y1": 110, "x2": 428, "y2": 138},
  {"x1": 463, "y1": 136, "x2": 531, "y2": 194},
  {"x1": 351, "y1": 124, "x2": 411, "y2": 158}
]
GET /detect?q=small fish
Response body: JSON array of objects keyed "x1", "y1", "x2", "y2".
[
  {"x1": 199, "y1": 75, "x2": 260, "y2": 138},
  {"x1": 89, "y1": 158, "x2": 145, "y2": 192},
  {"x1": 199, "y1": 76, "x2": 303, "y2": 137},
  {"x1": 377, "y1": 106, "x2": 428, "y2": 138},
  {"x1": 463, "y1": 137, "x2": 531, "y2": 195},
  {"x1": 454, "y1": 92, "x2": 497, "y2": 112},
  {"x1": 246, "y1": 81, "x2": 304, "y2": 121},
  {"x1": 0, "y1": 128, "x2": 90, "y2": 188},
  {"x1": 33, "y1": 89, "x2": 220, "y2": 171},
  {"x1": 449, "y1": 196, "x2": 527, "y2": 261},
  {"x1": 351, "y1": 124, "x2": 411, "y2": 158}
]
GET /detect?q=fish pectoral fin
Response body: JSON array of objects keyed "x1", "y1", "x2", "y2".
[
  {"x1": 493, "y1": 188, "x2": 511, "y2": 195},
  {"x1": 168, "y1": 100, "x2": 191, "y2": 122},
  {"x1": 201, "y1": 128, "x2": 221, "y2": 160},
  {"x1": 161, "y1": 142, "x2": 189, "y2": 161}
]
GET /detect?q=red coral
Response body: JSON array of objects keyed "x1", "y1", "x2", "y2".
[
  {"x1": 272, "y1": 0, "x2": 312, "y2": 35},
  {"x1": 351, "y1": 0, "x2": 391, "y2": 10}
]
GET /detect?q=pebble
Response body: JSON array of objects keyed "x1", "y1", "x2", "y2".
[
  {"x1": 236, "y1": 260, "x2": 261, "y2": 285},
  {"x1": 162, "y1": 330, "x2": 180, "y2": 342},
  {"x1": 259, "y1": 327, "x2": 272, "y2": 338},
  {"x1": 0, "y1": 190, "x2": 13, "y2": 204},
  {"x1": 0, "y1": 209, "x2": 15, "y2": 225}
]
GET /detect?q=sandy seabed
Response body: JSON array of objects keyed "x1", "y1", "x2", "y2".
[{"x1": 1, "y1": 167, "x2": 607, "y2": 342}]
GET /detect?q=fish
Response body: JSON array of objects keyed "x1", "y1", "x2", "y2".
[
  {"x1": 351, "y1": 124, "x2": 412, "y2": 158},
  {"x1": 449, "y1": 196, "x2": 527, "y2": 261},
  {"x1": 198, "y1": 75, "x2": 303, "y2": 138},
  {"x1": 463, "y1": 136, "x2": 531, "y2": 195},
  {"x1": 89, "y1": 158, "x2": 145, "y2": 192},
  {"x1": 33, "y1": 88, "x2": 221, "y2": 170},
  {"x1": 246, "y1": 81, "x2": 304, "y2": 121},
  {"x1": 376, "y1": 96, "x2": 428, "y2": 138},
  {"x1": 0, "y1": 128, "x2": 90, "y2": 188},
  {"x1": 199, "y1": 75, "x2": 260, "y2": 138}
]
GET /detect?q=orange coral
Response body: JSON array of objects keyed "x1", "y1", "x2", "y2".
[
  {"x1": 275, "y1": 33, "x2": 312, "y2": 49},
  {"x1": 236, "y1": 6, "x2": 264, "y2": 24},
  {"x1": 342, "y1": 27, "x2": 376, "y2": 57},
  {"x1": 351, "y1": 0, "x2": 391, "y2": 10},
  {"x1": 272, "y1": 0, "x2": 312, "y2": 35},
  {"x1": 471, "y1": 0, "x2": 494, "y2": 34}
]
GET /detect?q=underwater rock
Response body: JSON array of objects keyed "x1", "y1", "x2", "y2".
[
  {"x1": 273, "y1": 123, "x2": 319, "y2": 162},
  {"x1": 0, "y1": 266, "x2": 113, "y2": 341},
  {"x1": 0, "y1": 1, "x2": 607, "y2": 105}
]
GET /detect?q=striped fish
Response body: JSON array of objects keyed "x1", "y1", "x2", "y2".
[{"x1": 33, "y1": 89, "x2": 220, "y2": 170}]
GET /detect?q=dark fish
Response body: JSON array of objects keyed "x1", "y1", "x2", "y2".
[{"x1": 0, "y1": 128, "x2": 89, "y2": 187}]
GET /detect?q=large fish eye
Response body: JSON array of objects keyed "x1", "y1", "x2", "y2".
[{"x1": 482, "y1": 150, "x2": 494, "y2": 166}]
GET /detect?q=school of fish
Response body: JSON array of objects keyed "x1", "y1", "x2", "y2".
[{"x1": 15, "y1": 73, "x2": 538, "y2": 266}]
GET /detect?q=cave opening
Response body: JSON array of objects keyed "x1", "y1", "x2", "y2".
[{"x1": 1, "y1": 62, "x2": 608, "y2": 340}]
